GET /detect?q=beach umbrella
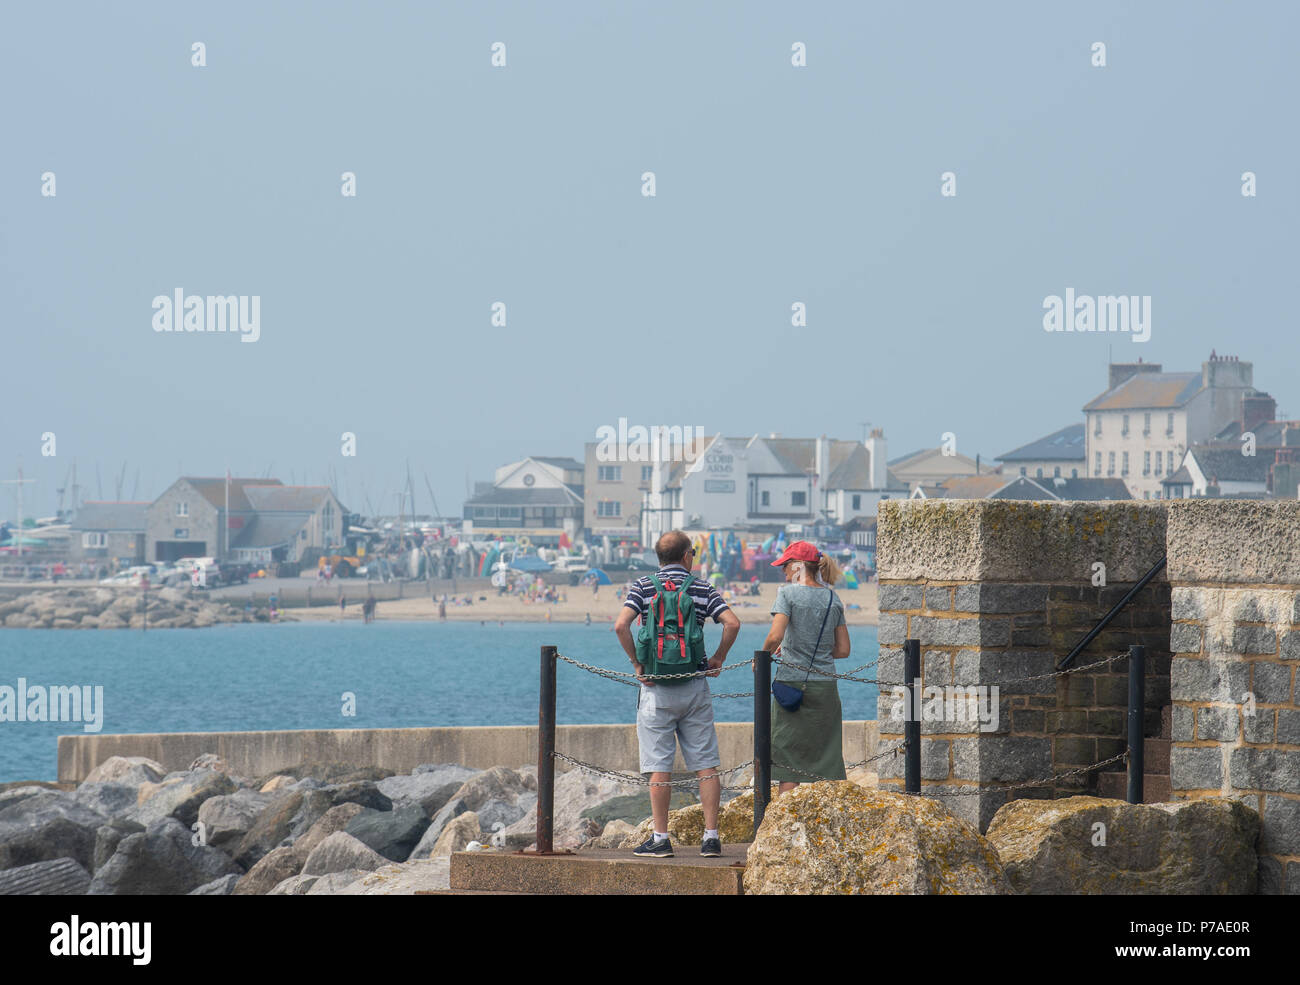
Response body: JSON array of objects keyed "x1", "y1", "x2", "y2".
[{"x1": 586, "y1": 567, "x2": 612, "y2": 585}]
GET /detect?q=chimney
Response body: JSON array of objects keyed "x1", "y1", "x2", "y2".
[
  {"x1": 1109, "y1": 361, "x2": 1162, "y2": 390},
  {"x1": 864, "y1": 428, "x2": 888, "y2": 490},
  {"x1": 1242, "y1": 392, "x2": 1276, "y2": 434}
]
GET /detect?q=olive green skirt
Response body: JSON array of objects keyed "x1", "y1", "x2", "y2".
[{"x1": 771, "y1": 680, "x2": 845, "y2": 783}]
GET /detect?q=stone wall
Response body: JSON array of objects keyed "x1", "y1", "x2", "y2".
[
  {"x1": 875, "y1": 500, "x2": 1171, "y2": 832},
  {"x1": 1166, "y1": 500, "x2": 1300, "y2": 894}
]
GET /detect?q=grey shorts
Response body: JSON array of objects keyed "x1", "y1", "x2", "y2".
[{"x1": 636, "y1": 676, "x2": 721, "y2": 774}]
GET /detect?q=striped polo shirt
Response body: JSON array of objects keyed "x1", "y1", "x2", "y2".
[{"x1": 623, "y1": 564, "x2": 730, "y2": 626}]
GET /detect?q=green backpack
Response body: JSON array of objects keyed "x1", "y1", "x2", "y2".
[{"x1": 634, "y1": 573, "x2": 707, "y2": 684}]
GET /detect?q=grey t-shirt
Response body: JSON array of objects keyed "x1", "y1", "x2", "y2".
[{"x1": 771, "y1": 584, "x2": 844, "y2": 683}]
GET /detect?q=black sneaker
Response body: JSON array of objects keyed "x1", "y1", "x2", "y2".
[
  {"x1": 699, "y1": 837, "x2": 722, "y2": 858},
  {"x1": 633, "y1": 836, "x2": 673, "y2": 858}
]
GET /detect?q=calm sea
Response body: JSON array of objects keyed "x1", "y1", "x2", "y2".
[{"x1": 0, "y1": 621, "x2": 879, "y2": 782}]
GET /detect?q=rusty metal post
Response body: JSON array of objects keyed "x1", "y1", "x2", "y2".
[
  {"x1": 1127, "y1": 644, "x2": 1145, "y2": 805},
  {"x1": 753, "y1": 649, "x2": 772, "y2": 838},
  {"x1": 537, "y1": 645, "x2": 557, "y2": 853},
  {"x1": 904, "y1": 638, "x2": 920, "y2": 794}
]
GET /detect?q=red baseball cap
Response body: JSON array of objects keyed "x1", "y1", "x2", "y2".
[{"x1": 771, "y1": 540, "x2": 821, "y2": 566}]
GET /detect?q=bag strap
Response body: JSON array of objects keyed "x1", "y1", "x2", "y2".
[{"x1": 800, "y1": 588, "x2": 836, "y2": 688}]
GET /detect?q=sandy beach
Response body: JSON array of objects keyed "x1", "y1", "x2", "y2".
[{"x1": 292, "y1": 580, "x2": 879, "y2": 627}]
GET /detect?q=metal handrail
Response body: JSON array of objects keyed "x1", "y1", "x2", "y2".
[{"x1": 1055, "y1": 555, "x2": 1167, "y2": 670}]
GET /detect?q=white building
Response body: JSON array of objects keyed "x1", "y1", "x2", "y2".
[
  {"x1": 1083, "y1": 354, "x2": 1255, "y2": 500},
  {"x1": 641, "y1": 430, "x2": 903, "y2": 543}
]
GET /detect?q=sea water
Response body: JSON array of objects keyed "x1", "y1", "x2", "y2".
[{"x1": 0, "y1": 620, "x2": 879, "y2": 782}]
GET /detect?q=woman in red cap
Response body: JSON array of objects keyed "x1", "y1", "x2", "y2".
[{"x1": 761, "y1": 540, "x2": 850, "y2": 792}]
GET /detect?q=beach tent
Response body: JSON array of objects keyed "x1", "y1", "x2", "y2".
[
  {"x1": 586, "y1": 567, "x2": 612, "y2": 585},
  {"x1": 508, "y1": 554, "x2": 552, "y2": 573}
]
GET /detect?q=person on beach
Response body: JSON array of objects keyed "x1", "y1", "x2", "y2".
[
  {"x1": 761, "y1": 541, "x2": 849, "y2": 794},
  {"x1": 615, "y1": 530, "x2": 740, "y2": 859}
]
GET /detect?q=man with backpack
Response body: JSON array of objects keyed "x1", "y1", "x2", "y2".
[{"x1": 614, "y1": 530, "x2": 741, "y2": 859}]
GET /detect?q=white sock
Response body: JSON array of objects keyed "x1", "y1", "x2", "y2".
[
  {"x1": 654, "y1": 831, "x2": 669, "y2": 842},
  {"x1": 705, "y1": 829, "x2": 719, "y2": 840}
]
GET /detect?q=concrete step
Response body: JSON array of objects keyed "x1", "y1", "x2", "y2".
[
  {"x1": 1096, "y1": 771, "x2": 1171, "y2": 803},
  {"x1": 450, "y1": 844, "x2": 748, "y2": 895}
]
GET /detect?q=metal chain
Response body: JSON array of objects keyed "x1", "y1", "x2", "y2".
[
  {"x1": 770, "y1": 656, "x2": 881, "y2": 684},
  {"x1": 554, "y1": 651, "x2": 753, "y2": 683},
  {"x1": 894, "y1": 750, "x2": 1131, "y2": 795},
  {"x1": 552, "y1": 750, "x2": 756, "y2": 790},
  {"x1": 876, "y1": 652, "x2": 1126, "y2": 689},
  {"x1": 711, "y1": 692, "x2": 754, "y2": 699}
]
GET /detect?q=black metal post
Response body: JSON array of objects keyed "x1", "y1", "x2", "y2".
[
  {"x1": 753, "y1": 649, "x2": 772, "y2": 838},
  {"x1": 537, "y1": 645, "x2": 557, "y2": 852},
  {"x1": 1127, "y1": 644, "x2": 1145, "y2": 805},
  {"x1": 904, "y1": 638, "x2": 921, "y2": 794}
]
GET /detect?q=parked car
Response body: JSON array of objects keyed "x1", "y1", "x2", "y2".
[{"x1": 220, "y1": 562, "x2": 251, "y2": 585}]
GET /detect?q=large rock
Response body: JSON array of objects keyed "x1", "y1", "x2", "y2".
[
  {"x1": 268, "y1": 873, "x2": 320, "y2": 895},
  {"x1": 195, "y1": 789, "x2": 273, "y2": 850},
  {"x1": 588, "y1": 819, "x2": 638, "y2": 850},
  {"x1": 305, "y1": 869, "x2": 371, "y2": 895},
  {"x1": 93, "y1": 818, "x2": 145, "y2": 873},
  {"x1": 377, "y1": 765, "x2": 478, "y2": 816},
  {"x1": 985, "y1": 795, "x2": 1260, "y2": 895},
  {"x1": 407, "y1": 767, "x2": 531, "y2": 859},
  {"x1": 88, "y1": 818, "x2": 243, "y2": 895},
  {"x1": 287, "y1": 782, "x2": 393, "y2": 841},
  {"x1": 430, "y1": 811, "x2": 481, "y2": 857},
  {"x1": 344, "y1": 805, "x2": 430, "y2": 861},
  {"x1": 234, "y1": 790, "x2": 304, "y2": 868},
  {"x1": 253, "y1": 763, "x2": 395, "y2": 788},
  {"x1": 128, "y1": 770, "x2": 237, "y2": 828},
  {"x1": 188, "y1": 874, "x2": 240, "y2": 895},
  {"x1": 0, "y1": 857, "x2": 91, "y2": 895},
  {"x1": 83, "y1": 755, "x2": 164, "y2": 787},
  {"x1": 301, "y1": 832, "x2": 388, "y2": 877},
  {"x1": 232, "y1": 844, "x2": 302, "y2": 896},
  {"x1": 503, "y1": 768, "x2": 640, "y2": 850},
  {"x1": 0, "y1": 791, "x2": 108, "y2": 871},
  {"x1": 72, "y1": 783, "x2": 139, "y2": 818},
  {"x1": 744, "y1": 783, "x2": 1008, "y2": 895},
  {"x1": 319, "y1": 858, "x2": 450, "y2": 895},
  {"x1": 617, "y1": 790, "x2": 773, "y2": 849}
]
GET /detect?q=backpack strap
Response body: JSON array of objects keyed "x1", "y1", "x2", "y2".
[{"x1": 801, "y1": 588, "x2": 836, "y2": 687}]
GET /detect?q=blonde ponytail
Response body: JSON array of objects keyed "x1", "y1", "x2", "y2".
[{"x1": 818, "y1": 553, "x2": 842, "y2": 587}]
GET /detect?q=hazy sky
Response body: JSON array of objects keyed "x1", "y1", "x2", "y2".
[{"x1": 3, "y1": 1, "x2": 1297, "y2": 519}]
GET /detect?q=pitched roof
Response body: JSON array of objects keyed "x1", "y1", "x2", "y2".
[
  {"x1": 936, "y1": 475, "x2": 1010, "y2": 499},
  {"x1": 532, "y1": 456, "x2": 584, "y2": 471},
  {"x1": 997, "y1": 423, "x2": 1086, "y2": 463},
  {"x1": 991, "y1": 476, "x2": 1132, "y2": 501},
  {"x1": 1187, "y1": 447, "x2": 1271, "y2": 483},
  {"x1": 71, "y1": 502, "x2": 149, "y2": 532},
  {"x1": 1083, "y1": 372, "x2": 1202, "y2": 412},
  {"x1": 180, "y1": 477, "x2": 283, "y2": 512},
  {"x1": 243, "y1": 485, "x2": 334, "y2": 512},
  {"x1": 1162, "y1": 466, "x2": 1193, "y2": 485},
  {"x1": 230, "y1": 513, "x2": 307, "y2": 550},
  {"x1": 1213, "y1": 419, "x2": 1300, "y2": 446}
]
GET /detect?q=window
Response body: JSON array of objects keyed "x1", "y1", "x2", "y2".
[
  {"x1": 1019, "y1": 466, "x2": 1027, "y2": 476},
  {"x1": 322, "y1": 502, "x2": 334, "y2": 535},
  {"x1": 597, "y1": 466, "x2": 622, "y2": 482},
  {"x1": 1094, "y1": 416, "x2": 1102, "y2": 437},
  {"x1": 1144, "y1": 491, "x2": 1151, "y2": 500},
  {"x1": 82, "y1": 532, "x2": 107, "y2": 548},
  {"x1": 1094, "y1": 452, "x2": 1101, "y2": 476},
  {"x1": 1143, "y1": 412, "x2": 1151, "y2": 436},
  {"x1": 640, "y1": 466, "x2": 653, "y2": 482},
  {"x1": 174, "y1": 528, "x2": 189, "y2": 538},
  {"x1": 1071, "y1": 468, "x2": 1078, "y2": 478},
  {"x1": 1035, "y1": 467, "x2": 1044, "y2": 478},
  {"x1": 1143, "y1": 451, "x2": 1151, "y2": 475},
  {"x1": 1166, "y1": 413, "x2": 1175, "y2": 437},
  {"x1": 1122, "y1": 415, "x2": 1130, "y2": 437},
  {"x1": 597, "y1": 501, "x2": 621, "y2": 517},
  {"x1": 1122, "y1": 452, "x2": 1129, "y2": 476},
  {"x1": 1167, "y1": 451, "x2": 1175, "y2": 474},
  {"x1": 1107, "y1": 452, "x2": 1115, "y2": 476},
  {"x1": 760, "y1": 491, "x2": 770, "y2": 506},
  {"x1": 498, "y1": 507, "x2": 521, "y2": 518},
  {"x1": 1053, "y1": 466, "x2": 1061, "y2": 477},
  {"x1": 851, "y1": 494, "x2": 861, "y2": 510},
  {"x1": 791, "y1": 491, "x2": 806, "y2": 507},
  {"x1": 176, "y1": 502, "x2": 189, "y2": 517}
]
